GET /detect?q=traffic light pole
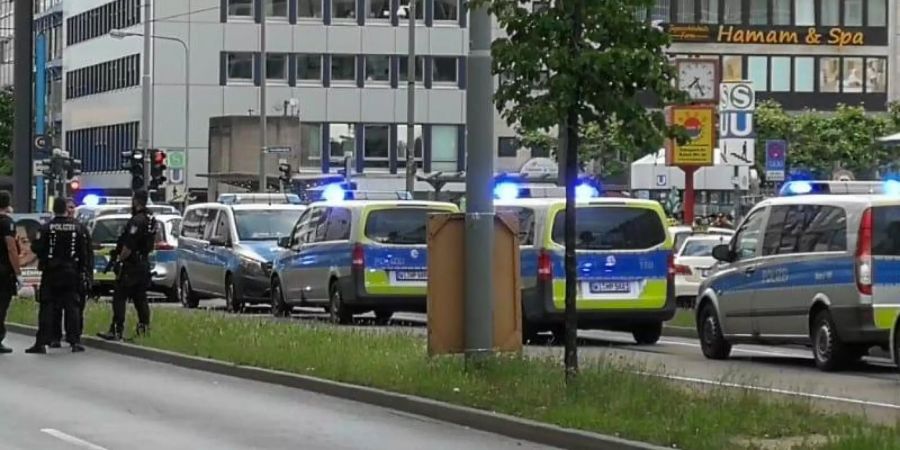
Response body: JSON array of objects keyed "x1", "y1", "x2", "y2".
[
  {"x1": 12, "y1": 0, "x2": 33, "y2": 211},
  {"x1": 140, "y1": 0, "x2": 152, "y2": 191},
  {"x1": 258, "y1": 4, "x2": 268, "y2": 193}
]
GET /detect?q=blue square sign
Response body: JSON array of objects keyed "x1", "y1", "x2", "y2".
[{"x1": 765, "y1": 140, "x2": 787, "y2": 181}]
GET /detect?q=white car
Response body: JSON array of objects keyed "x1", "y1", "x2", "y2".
[
  {"x1": 673, "y1": 235, "x2": 731, "y2": 307},
  {"x1": 669, "y1": 225, "x2": 734, "y2": 254}
]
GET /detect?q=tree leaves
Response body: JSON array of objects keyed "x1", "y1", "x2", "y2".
[{"x1": 0, "y1": 88, "x2": 12, "y2": 176}]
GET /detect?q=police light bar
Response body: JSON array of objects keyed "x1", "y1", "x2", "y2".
[{"x1": 779, "y1": 180, "x2": 884, "y2": 196}]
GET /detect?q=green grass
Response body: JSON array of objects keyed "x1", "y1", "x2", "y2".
[
  {"x1": 8, "y1": 299, "x2": 898, "y2": 450},
  {"x1": 667, "y1": 308, "x2": 696, "y2": 328}
]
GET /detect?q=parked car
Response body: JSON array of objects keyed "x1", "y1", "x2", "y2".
[{"x1": 673, "y1": 234, "x2": 730, "y2": 308}]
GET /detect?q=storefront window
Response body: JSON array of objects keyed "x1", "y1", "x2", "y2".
[
  {"x1": 432, "y1": 126, "x2": 459, "y2": 172},
  {"x1": 794, "y1": 57, "x2": 814, "y2": 92},
  {"x1": 867, "y1": 0, "x2": 886, "y2": 26},
  {"x1": 844, "y1": 0, "x2": 863, "y2": 26},
  {"x1": 676, "y1": 0, "x2": 694, "y2": 22},
  {"x1": 819, "y1": 57, "x2": 840, "y2": 93},
  {"x1": 397, "y1": 125, "x2": 423, "y2": 159},
  {"x1": 749, "y1": 0, "x2": 767, "y2": 24},
  {"x1": 821, "y1": 0, "x2": 839, "y2": 26},
  {"x1": 772, "y1": 0, "x2": 790, "y2": 25},
  {"x1": 723, "y1": 0, "x2": 741, "y2": 24},
  {"x1": 842, "y1": 58, "x2": 863, "y2": 93},
  {"x1": 364, "y1": 125, "x2": 389, "y2": 167},
  {"x1": 699, "y1": 0, "x2": 717, "y2": 23},
  {"x1": 722, "y1": 55, "x2": 743, "y2": 81},
  {"x1": 301, "y1": 123, "x2": 322, "y2": 163},
  {"x1": 329, "y1": 124, "x2": 355, "y2": 159},
  {"x1": 866, "y1": 58, "x2": 887, "y2": 93},
  {"x1": 650, "y1": 0, "x2": 669, "y2": 22},
  {"x1": 794, "y1": 0, "x2": 814, "y2": 25},
  {"x1": 748, "y1": 56, "x2": 768, "y2": 92},
  {"x1": 771, "y1": 57, "x2": 790, "y2": 92}
]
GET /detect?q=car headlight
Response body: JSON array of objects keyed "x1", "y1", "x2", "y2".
[{"x1": 239, "y1": 256, "x2": 267, "y2": 276}]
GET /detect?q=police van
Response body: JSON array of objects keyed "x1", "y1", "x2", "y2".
[
  {"x1": 698, "y1": 180, "x2": 897, "y2": 371},
  {"x1": 270, "y1": 199, "x2": 458, "y2": 324},
  {"x1": 87, "y1": 213, "x2": 168, "y2": 297},
  {"x1": 495, "y1": 196, "x2": 675, "y2": 344}
]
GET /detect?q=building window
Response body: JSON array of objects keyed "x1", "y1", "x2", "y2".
[
  {"x1": 398, "y1": 0, "x2": 424, "y2": 20},
  {"x1": 771, "y1": 0, "x2": 790, "y2": 25},
  {"x1": 747, "y1": 56, "x2": 767, "y2": 92},
  {"x1": 227, "y1": 53, "x2": 254, "y2": 82},
  {"x1": 650, "y1": 0, "x2": 669, "y2": 22},
  {"x1": 228, "y1": 0, "x2": 253, "y2": 16},
  {"x1": 868, "y1": 0, "x2": 886, "y2": 26},
  {"x1": 398, "y1": 125, "x2": 423, "y2": 159},
  {"x1": 398, "y1": 56, "x2": 425, "y2": 82},
  {"x1": 820, "y1": 57, "x2": 840, "y2": 93},
  {"x1": 331, "y1": 55, "x2": 357, "y2": 83},
  {"x1": 498, "y1": 137, "x2": 518, "y2": 157},
  {"x1": 298, "y1": 0, "x2": 322, "y2": 18},
  {"x1": 267, "y1": 54, "x2": 288, "y2": 82},
  {"x1": 676, "y1": 0, "x2": 694, "y2": 22},
  {"x1": 332, "y1": 0, "x2": 356, "y2": 19},
  {"x1": 794, "y1": 57, "x2": 814, "y2": 92},
  {"x1": 749, "y1": 0, "x2": 767, "y2": 24},
  {"x1": 365, "y1": 55, "x2": 390, "y2": 83},
  {"x1": 432, "y1": 125, "x2": 459, "y2": 172},
  {"x1": 722, "y1": 55, "x2": 742, "y2": 81},
  {"x1": 866, "y1": 58, "x2": 887, "y2": 93},
  {"x1": 842, "y1": 58, "x2": 863, "y2": 93},
  {"x1": 267, "y1": 0, "x2": 289, "y2": 16},
  {"x1": 329, "y1": 124, "x2": 355, "y2": 158},
  {"x1": 821, "y1": 0, "x2": 839, "y2": 26},
  {"x1": 364, "y1": 125, "x2": 389, "y2": 165},
  {"x1": 367, "y1": 0, "x2": 391, "y2": 19},
  {"x1": 844, "y1": 0, "x2": 863, "y2": 26},
  {"x1": 794, "y1": 0, "x2": 814, "y2": 25},
  {"x1": 699, "y1": 0, "x2": 717, "y2": 24},
  {"x1": 432, "y1": 57, "x2": 458, "y2": 84},
  {"x1": 723, "y1": 0, "x2": 741, "y2": 24},
  {"x1": 301, "y1": 123, "x2": 322, "y2": 161},
  {"x1": 434, "y1": 0, "x2": 458, "y2": 21},
  {"x1": 297, "y1": 54, "x2": 322, "y2": 81},
  {"x1": 770, "y1": 57, "x2": 790, "y2": 92}
]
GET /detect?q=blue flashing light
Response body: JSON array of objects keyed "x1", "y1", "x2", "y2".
[
  {"x1": 575, "y1": 182, "x2": 600, "y2": 200},
  {"x1": 321, "y1": 183, "x2": 347, "y2": 203},
  {"x1": 494, "y1": 181, "x2": 521, "y2": 201},
  {"x1": 784, "y1": 180, "x2": 813, "y2": 195},
  {"x1": 885, "y1": 179, "x2": 900, "y2": 196},
  {"x1": 82, "y1": 194, "x2": 101, "y2": 207}
]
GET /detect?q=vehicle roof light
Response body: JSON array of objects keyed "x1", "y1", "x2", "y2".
[
  {"x1": 82, "y1": 194, "x2": 101, "y2": 207},
  {"x1": 321, "y1": 183, "x2": 346, "y2": 203},
  {"x1": 785, "y1": 180, "x2": 813, "y2": 195},
  {"x1": 494, "y1": 181, "x2": 520, "y2": 201},
  {"x1": 575, "y1": 182, "x2": 600, "y2": 200},
  {"x1": 884, "y1": 179, "x2": 900, "y2": 196}
]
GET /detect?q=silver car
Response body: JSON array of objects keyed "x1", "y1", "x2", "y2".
[
  {"x1": 697, "y1": 193, "x2": 892, "y2": 371},
  {"x1": 151, "y1": 214, "x2": 182, "y2": 301}
]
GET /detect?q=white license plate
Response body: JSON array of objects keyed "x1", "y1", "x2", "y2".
[
  {"x1": 589, "y1": 281, "x2": 630, "y2": 294},
  {"x1": 395, "y1": 271, "x2": 428, "y2": 281}
]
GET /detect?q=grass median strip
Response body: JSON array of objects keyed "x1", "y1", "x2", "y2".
[{"x1": 8, "y1": 299, "x2": 899, "y2": 450}]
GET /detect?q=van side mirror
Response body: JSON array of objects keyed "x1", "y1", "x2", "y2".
[
  {"x1": 209, "y1": 236, "x2": 228, "y2": 247},
  {"x1": 277, "y1": 236, "x2": 291, "y2": 248},
  {"x1": 712, "y1": 244, "x2": 734, "y2": 263}
]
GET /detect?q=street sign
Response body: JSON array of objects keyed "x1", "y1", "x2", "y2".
[
  {"x1": 32, "y1": 159, "x2": 49, "y2": 176},
  {"x1": 167, "y1": 150, "x2": 185, "y2": 169},
  {"x1": 656, "y1": 174, "x2": 668, "y2": 187},
  {"x1": 719, "y1": 138, "x2": 756, "y2": 166},
  {"x1": 666, "y1": 105, "x2": 716, "y2": 166},
  {"x1": 765, "y1": 140, "x2": 787, "y2": 182},
  {"x1": 719, "y1": 111, "x2": 755, "y2": 138},
  {"x1": 33, "y1": 134, "x2": 49, "y2": 152},
  {"x1": 265, "y1": 146, "x2": 292, "y2": 154},
  {"x1": 719, "y1": 82, "x2": 755, "y2": 111},
  {"x1": 168, "y1": 168, "x2": 185, "y2": 185}
]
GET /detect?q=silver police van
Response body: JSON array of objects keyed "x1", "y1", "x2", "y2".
[{"x1": 697, "y1": 182, "x2": 893, "y2": 371}]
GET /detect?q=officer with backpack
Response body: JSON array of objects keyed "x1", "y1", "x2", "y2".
[{"x1": 98, "y1": 190, "x2": 156, "y2": 341}]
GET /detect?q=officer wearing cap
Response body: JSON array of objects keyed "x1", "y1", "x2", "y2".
[
  {"x1": 98, "y1": 190, "x2": 155, "y2": 340},
  {"x1": 25, "y1": 197, "x2": 91, "y2": 354}
]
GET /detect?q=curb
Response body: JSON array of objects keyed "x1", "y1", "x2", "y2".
[{"x1": 8, "y1": 323, "x2": 667, "y2": 450}]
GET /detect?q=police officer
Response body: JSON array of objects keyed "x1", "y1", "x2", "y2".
[
  {"x1": 98, "y1": 190, "x2": 155, "y2": 341},
  {"x1": 0, "y1": 191, "x2": 21, "y2": 354},
  {"x1": 48, "y1": 199, "x2": 93, "y2": 348},
  {"x1": 25, "y1": 197, "x2": 91, "y2": 354}
]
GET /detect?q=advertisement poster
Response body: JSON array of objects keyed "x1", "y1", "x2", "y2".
[
  {"x1": 12, "y1": 214, "x2": 51, "y2": 297},
  {"x1": 666, "y1": 105, "x2": 716, "y2": 166}
]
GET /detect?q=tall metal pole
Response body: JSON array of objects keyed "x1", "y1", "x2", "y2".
[
  {"x1": 12, "y1": 0, "x2": 33, "y2": 211},
  {"x1": 404, "y1": 0, "x2": 416, "y2": 194},
  {"x1": 464, "y1": 0, "x2": 494, "y2": 362},
  {"x1": 140, "y1": 0, "x2": 152, "y2": 190},
  {"x1": 258, "y1": 3, "x2": 268, "y2": 192},
  {"x1": 182, "y1": 40, "x2": 191, "y2": 206}
]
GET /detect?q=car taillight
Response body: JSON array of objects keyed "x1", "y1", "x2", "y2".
[
  {"x1": 667, "y1": 253, "x2": 675, "y2": 282},
  {"x1": 537, "y1": 250, "x2": 552, "y2": 282},
  {"x1": 673, "y1": 264, "x2": 692, "y2": 275},
  {"x1": 352, "y1": 244, "x2": 365, "y2": 269},
  {"x1": 155, "y1": 241, "x2": 174, "y2": 251},
  {"x1": 856, "y1": 208, "x2": 873, "y2": 295}
]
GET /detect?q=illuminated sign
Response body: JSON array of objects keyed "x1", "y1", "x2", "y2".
[{"x1": 667, "y1": 25, "x2": 885, "y2": 47}]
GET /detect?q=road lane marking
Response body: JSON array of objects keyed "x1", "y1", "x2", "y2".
[
  {"x1": 41, "y1": 429, "x2": 109, "y2": 450},
  {"x1": 636, "y1": 372, "x2": 900, "y2": 411}
]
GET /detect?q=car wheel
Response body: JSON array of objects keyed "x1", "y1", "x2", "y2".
[
  {"x1": 632, "y1": 322, "x2": 663, "y2": 345},
  {"x1": 328, "y1": 282, "x2": 353, "y2": 325},
  {"x1": 373, "y1": 309, "x2": 393, "y2": 325},
  {"x1": 893, "y1": 324, "x2": 900, "y2": 373},
  {"x1": 698, "y1": 305, "x2": 732, "y2": 359},
  {"x1": 812, "y1": 310, "x2": 849, "y2": 372},
  {"x1": 270, "y1": 278, "x2": 290, "y2": 318},
  {"x1": 225, "y1": 275, "x2": 244, "y2": 314},
  {"x1": 164, "y1": 286, "x2": 179, "y2": 303},
  {"x1": 179, "y1": 272, "x2": 199, "y2": 309}
]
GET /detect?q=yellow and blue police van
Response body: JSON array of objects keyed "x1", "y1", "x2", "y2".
[
  {"x1": 270, "y1": 189, "x2": 458, "y2": 324},
  {"x1": 494, "y1": 181, "x2": 675, "y2": 344}
]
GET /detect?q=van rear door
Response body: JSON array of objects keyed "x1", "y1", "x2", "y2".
[{"x1": 870, "y1": 206, "x2": 900, "y2": 330}]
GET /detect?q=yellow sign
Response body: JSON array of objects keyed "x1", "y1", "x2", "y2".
[
  {"x1": 667, "y1": 106, "x2": 715, "y2": 167},
  {"x1": 667, "y1": 24, "x2": 879, "y2": 47}
]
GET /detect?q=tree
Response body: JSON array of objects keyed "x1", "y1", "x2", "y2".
[
  {"x1": 482, "y1": 0, "x2": 687, "y2": 378},
  {"x1": 0, "y1": 89, "x2": 13, "y2": 176}
]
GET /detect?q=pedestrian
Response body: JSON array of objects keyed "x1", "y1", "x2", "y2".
[
  {"x1": 48, "y1": 199, "x2": 93, "y2": 348},
  {"x1": 0, "y1": 191, "x2": 21, "y2": 354},
  {"x1": 98, "y1": 190, "x2": 156, "y2": 341},
  {"x1": 25, "y1": 197, "x2": 91, "y2": 354}
]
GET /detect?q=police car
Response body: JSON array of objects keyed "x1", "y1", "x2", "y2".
[
  {"x1": 177, "y1": 202, "x2": 307, "y2": 311},
  {"x1": 495, "y1": 184, "x2": 675, "y2": 344},
  {"x1": 270, "y1": 197, "x2": 458, "y2": 324},
  {"x1": 87, "y1": 213, "x2": 167, "y2": 297},
  {"x1": 697, "y1": 180, "x2": 898, "y2": 371}
]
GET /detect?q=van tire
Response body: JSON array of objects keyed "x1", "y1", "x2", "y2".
[
  {"x1": 329, "y1": 282, "x2": 353, "y2": 325},
  {"x1": 632, "y1": 322, "x2": 663, "y2": 345},
  {"x1": 812, "y1": 311, "x2": 850, "y2": 372},
  {"x1": 893, "y1": 323, "x2": 900, "y2": 373},
  {"x1": 698, "y1": 304, "x2": 731, "y2": 360},
  {"x1": 179, "y1": 272, "x2": 199, "y2": 309},
  {"x1": 373, "y1": 309, "x2": 393, "y2": 325},
  {"x1": 225, "y1": 275, "x2": 244, "y2": 313},
  {"x1": 270, "y1": 278, "x2": 290, "y2": 318}
]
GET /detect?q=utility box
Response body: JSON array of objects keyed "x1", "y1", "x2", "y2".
[{"x1": 426, "y1": 213, "x2": 522, "y2": 355}]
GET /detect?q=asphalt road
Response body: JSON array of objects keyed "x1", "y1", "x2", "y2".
[
  {"x1": 176, "y1": 300, "x2": 900, "y2": 423},
  {"x1": 0, "y1": 333, "x2": 556, "y2": 450}
]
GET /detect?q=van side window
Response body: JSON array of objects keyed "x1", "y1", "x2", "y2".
[
  {"x1": 733, "y1": 209, "x2": 765, "y2": 261},
  {"x1": 212, "y1": 210, "x2": 230, "y2": 242},
  {"x1": 299, "y1": 208, "x2": 326, "y2": 244},
  {"x1": 203, "y1": 210, "x2": 221, "y2": 241},
  {"x1": 763, "y1": 205, "x2": 846, "y2": 255},
  {"x1": 323, "y1": 208, "x2": 352, "y2": 241},
  {"x1": 873, "y1": 206, "x2": 900, "y2": 255},
  {"x1": 181, "y1": 208, "x2": 208, "y2": 239},
  {"x1": 289, "y1": 209, "x2": 310, "y2": 247}
]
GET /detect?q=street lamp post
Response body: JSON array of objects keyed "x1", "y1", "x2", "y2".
[{"x1": 111, "y1": 30, "x2": 190, "y2": 205}]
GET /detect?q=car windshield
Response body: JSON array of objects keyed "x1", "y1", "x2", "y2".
[
  {"x1": 92, "y1": 218, "x2": 129, "y2": 244},
  {"x1": 365, "y1": 208, "x2": 447, "y2": 244},
  {"x1": 234, "y1": 209, "x2": 305, "y2": 241},
  {"x1": 680, "y1": 239, "x2": 721, "y2": 257},
  {"x1": 551, "y1": 206, "x2": 666, "y2": 250},
  {"x1": 673, "y1": 232, "x2": 691, "y2": 252}
]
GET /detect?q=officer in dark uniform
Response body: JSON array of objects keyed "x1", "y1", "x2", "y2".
[
  {"x1": 25, "y1": 197, "x2": 91, "y2": 354},
  {"x1": 48, "y1": 199, "x2": 93, "y2": 348},
  {"x1": 98, "y1": 190, "x2": 155, "y2": 341},
  {"x1": 0, "y1": 191, "x2": 21, "y2": 354}
]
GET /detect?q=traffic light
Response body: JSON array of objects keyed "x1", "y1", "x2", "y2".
[
  {"x1": 149, "y1": 149, "x2": 167, "y2": 190},
  {"x1": 122, "y1": 149, "x2": 145, "y2": 191},
  {"x1": 69, "y1": 178, "x2": 81, "y2": 192},
  {"x1": 67, "y1": 159, "x2": 82, "y2": 181},
  {"x1": 278, "y1": 159, "x2": 292, "y2": 187}
]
